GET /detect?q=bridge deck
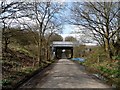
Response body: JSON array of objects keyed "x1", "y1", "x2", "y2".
[{"x1": 19, "y1": 59, "x2": 111, "y2": 89}]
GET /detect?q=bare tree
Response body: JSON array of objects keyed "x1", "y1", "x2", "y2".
[
  {"x1": 0, "y1": 1, "x2": 31, "y2": 52},
  {"x1": 45, "y1": 22, "x2": 63, "y2": 60},
  {"x1": 65, "y1": 36, "x2": 77, "y2": 42},
  {"x1": 15, "y1": 2, "x2": 64, "y2": 65},
  {"x1": 70, "y1": 2, "x2": 120, "y2": 59},
  {"x1": 0, "y1": 1, "x2": 23, "y2": 52}
]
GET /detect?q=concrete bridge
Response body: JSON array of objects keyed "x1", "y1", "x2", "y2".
[{"x1": 51, "y1": 41, "x2": 77, "y2": 59}]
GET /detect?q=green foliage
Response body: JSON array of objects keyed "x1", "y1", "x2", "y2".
[
  {"x1": 15, "y1": 71, "x2": 25, "y2": 76},
  {"x1": 42, "y1": 60, "x2": 52, "y2": 65},
  {"x1": 15, "y1": 46, "x2": 36, "y2": 58},
  {"x1": 23, "y1": 68, "x2": 35, "y2": 74},
  {"x1": 112, "y1": 55, "x2": 120, "y2": 60},
  {"x1": 98, "y1": 66, "x2": 118, "y2": 77},
  {"x1": 78, "y1": 61, "x2": 85, "y2": 65},
  {"x1": 9, "y1": 75, "x2": 17, "y2": 80},
  {"x1": 83, "y1": 46, "x2": 119, "y2": 86},
  {"x1": 17, "y1": 47, "x2": 30, "y2": 55},
  {"x1": 2, "y1": 79, "x2": 12, "y2": 86}
]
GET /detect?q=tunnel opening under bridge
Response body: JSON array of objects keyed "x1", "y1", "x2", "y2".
[
  {"x1": 51, "y1": 41, "x2": 75, "y2": 59},
  {"x1": 55, "y1": 47, "x2": 73, "y2": 59}
]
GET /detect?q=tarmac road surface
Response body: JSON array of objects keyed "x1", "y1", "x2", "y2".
[{"x1": 18, "y1": 59, "x2": 112, "y2": 89}]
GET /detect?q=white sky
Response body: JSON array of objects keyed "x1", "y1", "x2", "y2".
[
  {"x1": 2, "y1": 0, "x2": 119, "y2": 2},
  {"x1": 60, "y1": 25, "x2": 98, "y2": 46},
  {"x1": 0, "y1": 1, "x2": 98, "y2": 46}
]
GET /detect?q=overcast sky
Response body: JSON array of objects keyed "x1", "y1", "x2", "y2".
[{"x1": 0, "y1": 0, "x2": 99, "y2": 45}]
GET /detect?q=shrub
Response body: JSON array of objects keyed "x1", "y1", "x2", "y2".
[
  {"x1": 2, "y1": 79, "x2": 12, "y2": 86},
  {"x1": 112, "y1": 55, "x2": 120, "y2": 60}
]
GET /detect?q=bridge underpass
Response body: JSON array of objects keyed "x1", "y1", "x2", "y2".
[
  {"x1": 52, "y1": 41, "x2": 74, "y2": 59},
  {"x1": 17, "y1": 41, "x2": 112, "y2": 89}
]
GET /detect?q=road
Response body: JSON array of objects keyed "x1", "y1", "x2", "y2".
[{"x1": 18, "y1": 59, "x2": 112, "y2": 89}]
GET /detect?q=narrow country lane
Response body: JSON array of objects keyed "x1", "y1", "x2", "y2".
[{"x1": 18, "y1": 59, "x2": 112, "y2": 89}]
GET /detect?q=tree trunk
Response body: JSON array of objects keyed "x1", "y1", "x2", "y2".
[
  {"x1": 46, "y1": 46, "x2": 49, "y2": 60},
  {"x1": 3, "y1": 35, "x2": 10, "y2": 52},
  {"x1": 2, "y1": 20, "x2": 8, "y2": 52},
  {"x1": 105, "y1": 38, "x2": 112, "y2": 59},
  {"x1": 4, "y1": 38, "x2": 8, "y2": 52},
  {"x1": 46, "y1": 42, "x2": 50, "y2": 61},
  {"x1": 39, "y1": 38, "x2": 42, "y2": 66},
  {"x1": 37, "y1": 32, "x2": 42, "y2": 66},
  {"x1": 37, "y1": 41, "x2": 40, "y2": 66}
]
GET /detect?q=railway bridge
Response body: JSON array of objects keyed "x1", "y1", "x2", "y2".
[{"x1": 51, "y1": 41, "x2": 77, "y2": 59}]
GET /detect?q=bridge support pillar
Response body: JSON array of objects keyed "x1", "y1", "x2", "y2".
[{"x1": 71, "y1": 48, "x2": 73, "y2": 58}]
